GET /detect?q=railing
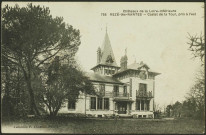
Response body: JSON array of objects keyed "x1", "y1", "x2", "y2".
[
  {"x1": 96, "y1": 91, "x2": 129, "y2": 98},
  {"x1": 113, "y1": 92, "x2": 129, "y2": 98},
  {"x1": 136, "y1": 90, "x2": 153, "y2": 98},
  {"x1": 96, "y1": 91, "x2": 113, "y2": 97}
]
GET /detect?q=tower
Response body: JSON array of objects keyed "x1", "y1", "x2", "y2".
[{"x1": 91, "y1": 27, "x2": 120, "y2": 75}]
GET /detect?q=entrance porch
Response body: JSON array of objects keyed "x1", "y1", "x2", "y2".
[{"x1": 114, "y1": 99, "x2": 134, "y2": 116}]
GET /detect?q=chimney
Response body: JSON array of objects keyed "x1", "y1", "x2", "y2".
[
  {"x1": 97, "y1": 47, "x2": 101, "y2": 64},
  {"x1": 120, "y1": 55, "x2": 128, "y2": 71},
  {"x1": 124, "y1": 55, "x2": 128, "y2": 69},
  {"x1": 120, "y1": 56, "x2": 124, "y2": 70}
]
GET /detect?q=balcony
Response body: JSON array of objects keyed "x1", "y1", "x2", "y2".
[
  {"x1": 136, "y1": 90, "x2": 153, "y2": 98},
  {"x1": 113, "y1": 92, "x2": 129, "y2": 98},
  {"x1": 96, "y1": 91, "x2": 113, "y2": 97},
  {"x1": 96, "y1": 91, "x2": 130, "y2": 99},
  {"x1": 113, "y1": 92, "x2": 130, "y2": 101}
]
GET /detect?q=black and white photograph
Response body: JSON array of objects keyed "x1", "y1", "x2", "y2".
[{"x1": 1, "y1": 2, "x2": 205, "y2": 134}]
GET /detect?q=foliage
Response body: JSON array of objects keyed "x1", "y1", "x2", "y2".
[
  {"x1": 42, "y1": 57, "x2": 96, "y2": 117},
  {"x1": 2, "y1": 3, "x2": 81, "y2": 115},
  {"x1": 172, "y1": 101, "x2": 182, "y2": 117},
  {"x1": 1, "y1": 55, "x2": 30, "y2": 117},
  {"x1": 166, "y1": 105, "x2": 172, "y2": 117},
  {"x1": 166, "y1": 68, "x2": 205, "y2": 120},
  {"x1": 187, "y1": 31, "x2": 205, "y2": 119},
  {"x1": 181, "y1": 99, "x2": 196, "y2": 117},
  {"x1": 186, "y1": 68, "x2": 205, "y2": 119},
  {"x1": 184, "y1": 30, "x2": 205, "y2": 119}
]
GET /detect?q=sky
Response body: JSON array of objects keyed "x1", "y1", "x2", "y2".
[{"x1": 2, "y1": 2, "x2": 204, "y2": 108}]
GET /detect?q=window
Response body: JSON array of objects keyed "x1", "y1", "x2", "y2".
[
  {"x1": 99, "y1": 84, "x2": 105, "y2": 94},
  {"x1": 113, "y1": 85, "x2": 119, "y2": 92},
  {"x1": 97, "y1": 98, "x2": 103, "y2": 109},
  {"x1": 104, "y1": 98, "x2": 109, "y2": 110},
  {"x1": 91, "y1": 97, "x2": 96, "y2": 109},
  {"x1": 139, "y1": 70, "x2": 147, "y2": 79},
  {"x1": 123, "y1": 86, "x2": 127, "y2": 93},
  {"x1": 136, "y1": 100, "x2": 140, "y2": 110},
  {"x1": 91, "y1": 97, "x2": 109, "y2": 110},
  {"x1": 113, "y1": 85, "x2": 119, "y2": 96},
  {"x1": 111, "y1": 70, "x2": 115, "y2": 74},
  {"x1": 146, "y1": 100, "x2": 150, "y2": 111},
  {"x1": 141, "y1": 100, "x2": 144, "y2": 111},
  {"x1": 105, "y1": 69, "x2": 108, "y2": 74},
  {"x1": 139, "y1": 83, "x2": 147, "y2": 96},
  {"x1": 68, "y1": 100, "x2": 76, "y2": 109},
  {"x1": 105, "y1": 69, "x2": 110, "y2": 75},
  {"x1": 123, "y1": 86, "x2": 127, "y2": 96},
  {"x1": 105, "y1": 69, "x2": 115, "y2": 75}
]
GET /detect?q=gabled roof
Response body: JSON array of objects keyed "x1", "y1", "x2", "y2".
[
  {"x1": 85, "y1": 72, "x2": 124, "y2": 84},
  {"x1": 91, "y1": 63, "x2": 120, "y2": 70},
  {"x1": 99, "y1": 31, "x2": 118, "y2": 67},
  {"x1": 127, "y1": 62, "x2": 150, "y2": 70},
  {"x1": 127, "y1": 62, "x2": 141, "y2": 70},
  {"x1": 113, "y1": 61, "x2": 160, "y2": 76}
]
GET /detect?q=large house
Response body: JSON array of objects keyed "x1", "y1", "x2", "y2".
[{"x1": 59, "y1": 29, "x2": 160, "y2": 118}]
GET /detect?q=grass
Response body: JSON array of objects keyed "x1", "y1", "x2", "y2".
[{"x1": 2, "y1": 116, "x2": 205, "y2": 134}]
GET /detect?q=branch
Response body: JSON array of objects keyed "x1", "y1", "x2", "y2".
[
  {"x1": 31, "y1": 41, "x2": 61, "y2": 62},
  {"x1": 18, "y1": 57, "x2": 28, "y2": 80},
  {"x1": 2, "y1": 53, "x2": 20, "y2": 67},
  {"x1": 36, "y1": 44, "x2": 77, "y2": 68},
  {"x1": 36, "y1": 48, "x2": 62, "y2": 68}
]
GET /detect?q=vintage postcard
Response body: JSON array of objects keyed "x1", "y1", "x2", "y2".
[{"x1": 1, "y1": 2, "x2": 205, "y2": 134}]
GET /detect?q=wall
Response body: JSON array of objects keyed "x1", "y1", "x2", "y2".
[
  {"x1": 119, "y1": 74, "x2": 155, "y2": 112},
  {"x1": 58, "y1": 73, "x2": 156, "y2": 117}
]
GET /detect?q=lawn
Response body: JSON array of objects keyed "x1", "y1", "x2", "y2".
[{"x1": 2, "y1": 117, "x2": 205, "y2": 134}]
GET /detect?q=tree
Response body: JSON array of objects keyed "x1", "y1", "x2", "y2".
[
  {"x1": 187, "y1": 31, "x2": 205, "y2": 119},
  {"x1": 2, "y1": 53, "x2": 29, "y2": 117},
  {"x1": 187, "y1": 33, "x2": 205, "y2": 65},
  {"x1": 181, "y1": 99, "x2": 196, "y2": 117},
  {"x1": 186, "y1": 21, "x2": 205, "y2": 119},
  {"x1": 154, "y1": 103, "x2": 162, "y2": 118},
  {"x1": 2, "y1": 4, "x2": 81, "y2": 115},
  {"x1": 172, "y1": 101, "x2": 182, "y2": 117},
  {"x1": 166, "y1": 105, "x2": 172, "y2": 117},
  {"x1": 41, "y1": 57, "x2": 95, "y2": 117},
  {"x1": 186, "y1": 68, "x2": 205, "y2": 119}
]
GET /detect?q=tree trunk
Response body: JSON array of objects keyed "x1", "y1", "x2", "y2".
[
  {"x1": 20, "y1": 59, "x2": 40, "y2": 116},
  {"x1": 2, "y1": 58, "x2": 12, "y2": 117},
  {"x1": 26, "y1": 78, "x2": 40, "y2": 116},
  {"x1": 3, "y1": 59, "x2": 10, "y2": 97}
]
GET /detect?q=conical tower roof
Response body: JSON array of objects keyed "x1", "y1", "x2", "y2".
[{"x1": 99, "y1": 30, "x2": 118, "y2": 67}]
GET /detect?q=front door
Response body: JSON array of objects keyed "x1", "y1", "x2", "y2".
[{"x1": 118, "y1": 102, "x2": 127, "y2": 114}]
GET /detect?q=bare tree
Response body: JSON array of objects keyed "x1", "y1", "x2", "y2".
[{"x1": 187, "y1": 33, "x2": 205, "y2": 65}]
